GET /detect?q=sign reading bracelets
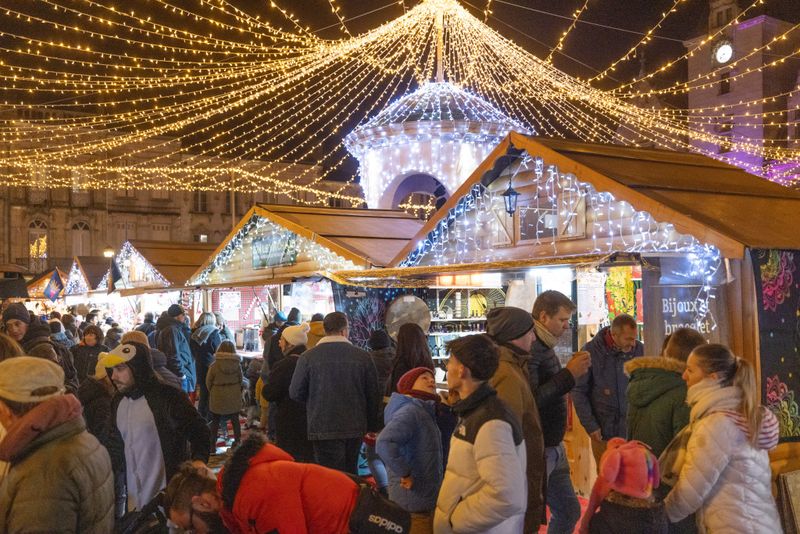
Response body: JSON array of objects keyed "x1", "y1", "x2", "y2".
[{"x1": 252, "y1": 231, "x2": 298, "y2": 269}]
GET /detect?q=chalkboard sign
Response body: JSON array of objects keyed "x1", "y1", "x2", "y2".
[{"x1": 252, "y1": 232, "x2": 297, "y2": 269}]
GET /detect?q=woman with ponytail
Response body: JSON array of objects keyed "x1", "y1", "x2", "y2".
[{"x1": 661, "y1": 344, "x2": 781, "y2": 532}]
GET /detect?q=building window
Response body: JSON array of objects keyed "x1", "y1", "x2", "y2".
[
  {"x1": 28, "y1": 220, "x2": 48, "y2": 272},
  {"x1": 71, "y1": 222, "x2": 91, "y2": 256},
  {"x1": 328, "y1": 197, "x2": 346, "y2": 208},
  {"x1": 151, "y1": 189, "x2": 170, "y2": 200},
  {"x1": 192, "y1": 191, "x2": 208, "y2": 213},
  {"x1": 193, "y1": 233, "x2": 208, "y2": 243},
  {"x1": 224, "y1": 191, "x2": 232, "y2": 214},
  {"x1": 151, "y1": 223, "x2": 170, "y2": 241},
  {"x1": 719, "y1": 72, "x2": 730, "y2": 95},
  {"x1": 725, "y1": 8, "x2": 732, "y2": 23},
  {"x1": 716, "y1": 11, "x2": 724, "y2": 27}
]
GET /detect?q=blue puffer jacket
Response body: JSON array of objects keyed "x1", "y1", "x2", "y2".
[
  {"x1": 573, "y1": 326, "x2": 643, "y2": 440},
  {"x1": 376, "y1": 393, "x2": 443, "y2": 513}
]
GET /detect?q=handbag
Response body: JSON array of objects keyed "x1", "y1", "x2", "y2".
[{"x1": 348, "y1": 483, "x2": 411, "y2": 534}]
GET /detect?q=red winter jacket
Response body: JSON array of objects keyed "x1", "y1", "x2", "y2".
[{"x1": 217, "y1": 443, "x2": 359, "y2": 534}]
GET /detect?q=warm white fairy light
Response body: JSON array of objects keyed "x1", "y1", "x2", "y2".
[
  {"x1": 400, "y1": 151, "x2": 723, "y2": 328},
  {"x1": 64, "y1": 260, "x2": 89, "y2": 295},
  {"x1": 192, "y1": 213, "x2": 361, "y2": 285},
  {"x1": 0, "y1": 0, "x2": 795, "y2": 202}
]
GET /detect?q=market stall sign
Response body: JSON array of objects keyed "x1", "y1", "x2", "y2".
[{"x1": 252, "y1": 232, "x2": 297, "y2": 269}]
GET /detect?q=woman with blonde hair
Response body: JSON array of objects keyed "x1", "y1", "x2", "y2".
[{"x1": 662, "y1": 343, "x2": 781, "y2": 532}]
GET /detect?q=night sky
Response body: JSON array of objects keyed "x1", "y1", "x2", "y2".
[{"x1": 290, "y1": 0, "x2": 800, "y2": 89}]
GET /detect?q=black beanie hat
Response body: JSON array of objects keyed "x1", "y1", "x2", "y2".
[
  {"x1": 368, "y1": 330, "x2": 392, "y2": 350},
  {"x1": 486, "y1": 306, "x2": 534, "y2": 343},
  {"x1": 2, "y1": 303, "x2": 31, "y2": 325}
]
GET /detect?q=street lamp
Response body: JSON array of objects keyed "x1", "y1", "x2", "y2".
[
  {"x1": 103, "y1": 246, "x2": 114, "y2": 258},
  {"x1": 502, "y1": 178, "x2": 520, "y2": 216}
]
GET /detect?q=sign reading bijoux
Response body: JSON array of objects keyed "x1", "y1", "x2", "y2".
[{"x1": 252, "y1": 231, "x2": 298, "y2": 269}]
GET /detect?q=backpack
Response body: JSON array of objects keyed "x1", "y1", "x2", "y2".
[{"x1": 115, "y1": 492, "x2": 169, "y2": 534}]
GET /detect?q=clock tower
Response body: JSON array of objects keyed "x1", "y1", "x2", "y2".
[{"x1": 684, "y1": 2, "x2": 800, "y2": 181}]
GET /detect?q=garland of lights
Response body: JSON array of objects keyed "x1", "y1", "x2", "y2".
[
  {"x1": 64, "y1": 261, "x2": 89, "y2": 295},
  {"x1": 97, "y1": 241, "x2": 170, "y2": 291},
  {"x1": 401, "y1": 152, "x2": 721, "y2": 328},
  {"x1": 0, "y1": 0, "x2": 796, "y2": 201},
  {"x1": 192, "y1": 213, "x2": 362, "y2": 286}
]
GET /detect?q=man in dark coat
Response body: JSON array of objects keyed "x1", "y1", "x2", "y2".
[
  {"x1": 367, "y1": 329, "x2": 395, "y2": 395},
  {"x1": 135, "y1": 312, "x2": 157, "y2": 337},
  {"x1": 156, "y1": 306, "x2": 195, "y2": 393},
  {"x1": 3, "y1": 303, "x2": 79, "y2": 394},
  {"x1": 289, "y1": 311, "x2": 381, "y2": 474},
  {"x1": 573, "y1": 314, "x2": 644, "y2": 469},
  {"x1": 104, "y1": 341, "x2": 211, "y2": 512},
  {"x1": 529, "y1": 290, "x2": 591, "y2": 534},
  {"x1": 267, "y1": 307, "x2": 300, "y2": 370}
]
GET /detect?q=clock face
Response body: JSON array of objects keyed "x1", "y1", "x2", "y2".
[{"x1": 714, "y1": 42, "x2": 733, "y2": 64}]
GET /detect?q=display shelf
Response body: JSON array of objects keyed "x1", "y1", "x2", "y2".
[
  {"x1": 430, "y1": 317, "x2": 486, "y2": 322},
  {"x1": 430, "y1": 331, "x2": 485, "y2": 337}
]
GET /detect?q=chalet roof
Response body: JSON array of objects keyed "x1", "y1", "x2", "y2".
[
  {"x1": 127, "y1": 240, "x2": 218, "y2": 286},
  {"x1": 189, "y1": 204, "x2": 425, "y2": 286},
  {"x1": 391, "y1": 132, "x2": 800, "y2": 265},
  {"x1": 75, "y1": 256, "x2": 111, "y2": 290}
]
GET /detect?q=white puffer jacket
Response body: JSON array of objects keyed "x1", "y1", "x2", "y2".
[
  {"x1": 664, "y1": 379, "x2": 781, "y2": 533},
  {"x1": 434, "y1": 383, "x2": 527, "y2": 534}
]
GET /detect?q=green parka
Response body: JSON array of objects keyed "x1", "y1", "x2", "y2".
[{"x1": 625, "y1": 356, "x2": 690, "y2": 458}]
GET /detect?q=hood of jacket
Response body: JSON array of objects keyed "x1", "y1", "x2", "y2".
[
  {"x1": 625, "y1": 356, "x2": 687, "y2": 408},
  {"x1": 213, "y1": 351, "x2": 241, "y2": 375},
  {"x1": 22, "y1": 319, "x2": 55, "y2": 349},
  {"x1": 50, "y1": 331, "x2": 72, "y2": 346},
  {"x1": 384, "y1": 392, "x2": 435, "y2": 422},
  {"x1": 155, "y1": 312, "x2": 185, "y2": 332}
]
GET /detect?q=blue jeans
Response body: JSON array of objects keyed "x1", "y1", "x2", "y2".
[
  {"x1": 365, "y1": 442, "x2": 388, "y2": 489},
  {"x1": 546, "y1": 443, "x2": 581, "y2": 534}
]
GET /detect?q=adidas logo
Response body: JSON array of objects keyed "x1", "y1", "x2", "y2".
[{"x1": 368, "y1": 514, "x2": 404, "y2": 532}]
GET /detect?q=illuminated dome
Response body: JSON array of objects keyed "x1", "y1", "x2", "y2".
[{"x1": 345, "y1": 82, "x2": 531, "y2": 211}]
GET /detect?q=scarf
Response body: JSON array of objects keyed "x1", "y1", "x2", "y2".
[
  {"x1": 0, "y1": 394, "x2": 83, "y2": 462},
  {"x1": 533, "y1": 320, "x2": 558, "y2": 349},
  {"x1": 659, "y1": 379, "x2": 741, "y2": 486},
  {"x1": 191, "y1": 324, "x2": 217, "y2": 346},
  {"x1": 407, "y1": 389, "x2": 440, "y2": 403}
]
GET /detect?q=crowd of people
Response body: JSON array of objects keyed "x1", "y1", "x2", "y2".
[{"x1": 0, "y1": 291, "x2": 783, "y2": 534}]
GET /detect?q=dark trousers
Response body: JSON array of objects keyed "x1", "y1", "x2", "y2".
[
  {"x1": 313, "y1": 438, "x2": 362, "y2": 474},
  {"x1": 209, "y1": 412, "x2": 241, "y2": 443}
]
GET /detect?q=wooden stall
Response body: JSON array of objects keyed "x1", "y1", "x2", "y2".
[
  {"x1": 186, "y1": 204, "x2": 424, "y2": 351},
  {"x1": 338, "y1": 132, "x2": 800, "y2": 491}
]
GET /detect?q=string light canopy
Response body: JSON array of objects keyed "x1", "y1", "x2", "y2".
[{"x1": 0, "y1": 0, "x2": 796, "y2": 204}]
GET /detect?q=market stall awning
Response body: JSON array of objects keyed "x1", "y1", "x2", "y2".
[
  {"x1": 390, "y1": 132, "x2": 800, "y2": 265},
  {"x1": 331, "y1": 254, "x2": 611, "y2": 287},
  {"x1": 189, "y1": 204, "x2": 424, "y2": 287}
]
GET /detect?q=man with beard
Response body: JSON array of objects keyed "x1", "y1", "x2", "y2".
[
  {"x1": 2, "y1": 302, "x2": 78, "y2": 394},
  {"x1": 103, "y1": 341, "x2": 211, "y2": 512},
  {"x1": 164, "y1": 433, "x2": 360, "y2": 534}
]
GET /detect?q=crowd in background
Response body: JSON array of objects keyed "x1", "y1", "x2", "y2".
[{"x1": 0, "y1": 291, "x2": 783, "y2": 534}]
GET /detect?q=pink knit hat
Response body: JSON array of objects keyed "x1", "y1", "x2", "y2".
[{"x1": 580, "y1": 438, "x2": 660, "y2": 533}]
